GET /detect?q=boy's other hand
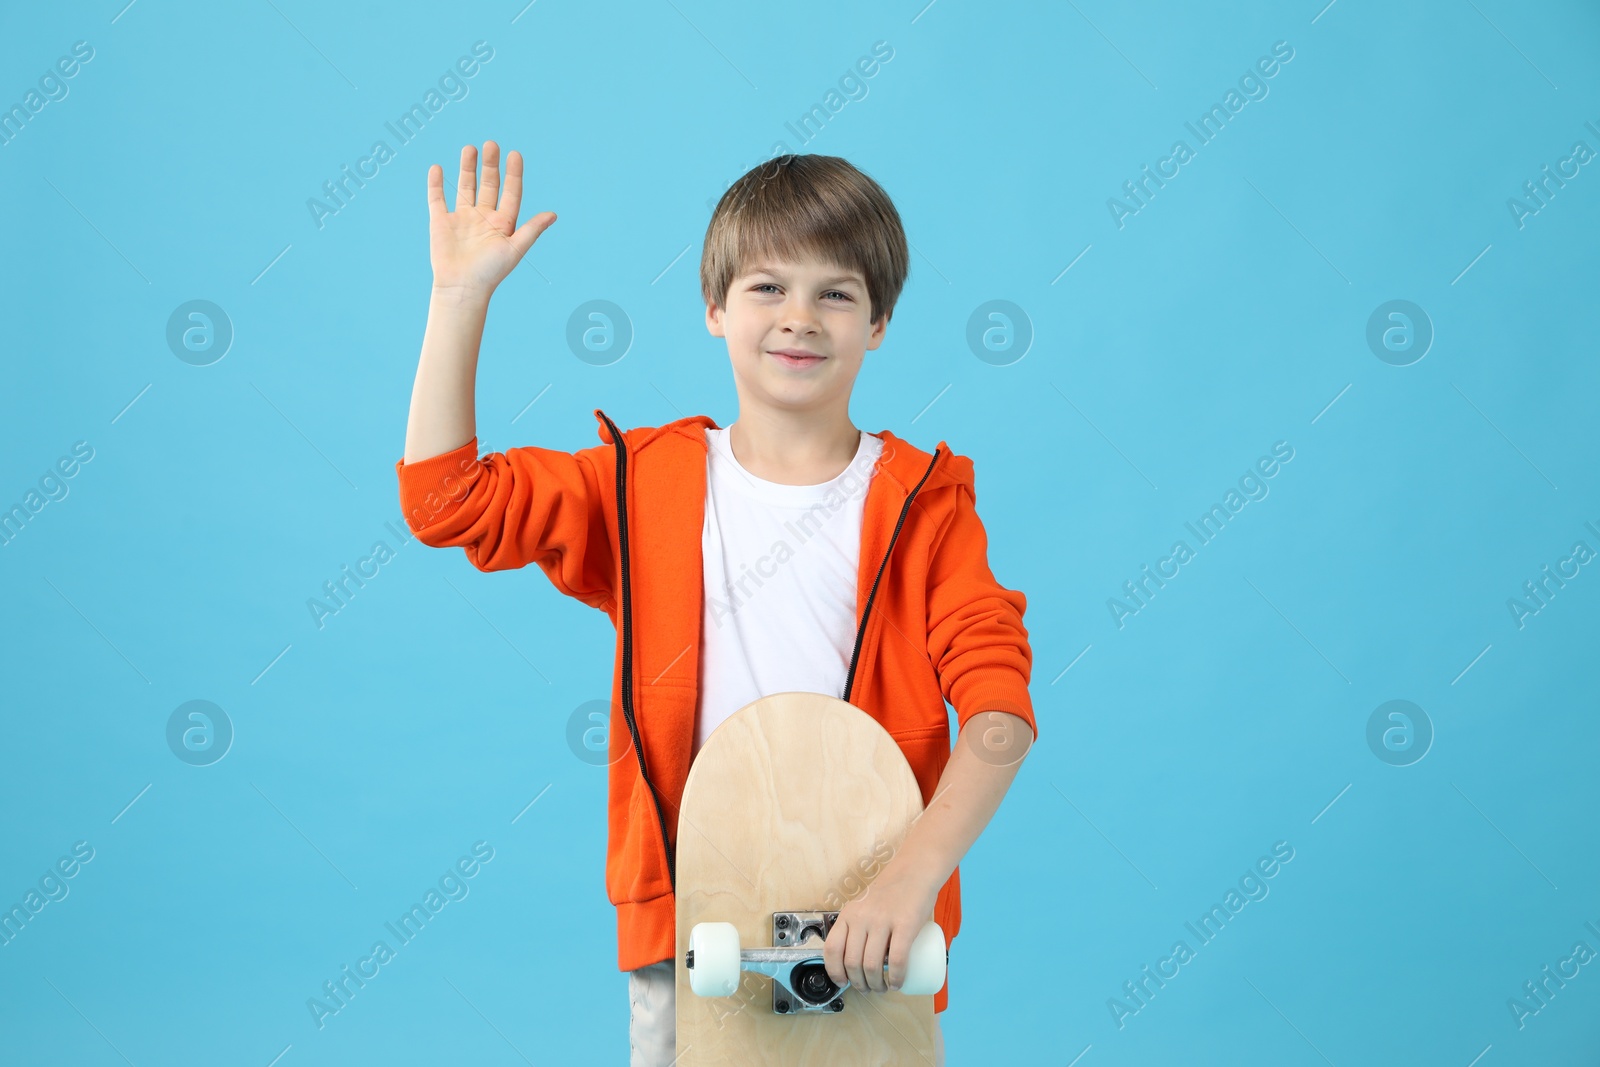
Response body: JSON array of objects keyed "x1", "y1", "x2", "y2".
[
  {"x1": 426, "y1": 140, "x2": 555, "y2": 298},
  {"x1": 823, "y1": 863, "x2": 941, "y2": 995}
]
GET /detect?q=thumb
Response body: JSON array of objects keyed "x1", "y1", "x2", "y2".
[{"x1": 508, "y1": 211, "x2": 556, "y2": 260}]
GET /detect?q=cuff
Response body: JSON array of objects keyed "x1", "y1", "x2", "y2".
[
  {"x1": 953, "y1": 667, "x2": 1037, "y2": 742},
  {"x1": 395, "y1": 437, "x2": 482, "y2": 533}
]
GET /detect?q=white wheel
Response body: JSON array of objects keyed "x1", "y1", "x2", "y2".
[
  {"x1": 898, "y1": 920, "x2": 946, "y2": 996},
  {"x1": 688, "y1": 922, "x2": 741, "y2": 997}
]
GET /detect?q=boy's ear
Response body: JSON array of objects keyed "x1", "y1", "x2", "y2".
[
  {"x1": 705, "y1": 301, "x2": 726, "y2": 338},
  {"x1": 865, "y1": 310, "x2": 889, "y2": 351}
]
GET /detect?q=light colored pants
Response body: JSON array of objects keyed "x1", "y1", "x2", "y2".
[{"x1": 629, "y1": 959, "x2": 946, "y2": 1066}]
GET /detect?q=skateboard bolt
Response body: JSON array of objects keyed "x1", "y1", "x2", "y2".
[
  {"x1": 776, "y1": 916, "x2": 791, "y2": 929},
  {"x1": 830, "y1": 998, "x2": 843, "y2": 1012},
  {"x1": 776, "y1": 1000, "x2": 790, "y2": 1013}
]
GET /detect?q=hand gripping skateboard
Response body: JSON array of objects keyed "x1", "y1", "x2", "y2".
[{"x1": 675, "y1": 692, "x2": 946, "y2": 1065}]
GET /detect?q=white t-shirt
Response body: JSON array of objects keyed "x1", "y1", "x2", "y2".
[{"x1": 692, "y1": 425, "x2": 885, "y2": 758}]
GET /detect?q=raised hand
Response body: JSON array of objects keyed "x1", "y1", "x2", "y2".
[{"x1": 426, "y1": 140, "x2": 555, "y2": 297}]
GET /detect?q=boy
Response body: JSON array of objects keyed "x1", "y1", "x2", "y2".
[{"x1": 398, "y1": 143, "x2": 1037, "y2": 1065}]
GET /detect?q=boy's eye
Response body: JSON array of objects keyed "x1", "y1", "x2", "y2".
[{"x1": 748, "y1": 283, "x2": 854, "y2": 302}]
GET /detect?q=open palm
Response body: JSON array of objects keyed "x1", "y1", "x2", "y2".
[{"x1": 427, "y1": 140, "x2": 555, "y2": 295}]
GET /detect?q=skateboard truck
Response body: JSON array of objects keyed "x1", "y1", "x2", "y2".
[{"x1": 685, "y1": 912, "x2": 947, "y2": 1014}]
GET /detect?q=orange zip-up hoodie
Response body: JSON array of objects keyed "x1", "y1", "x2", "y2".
[{"x1": 394, "y1": 409, "x2": 1038, "y2": 1013}]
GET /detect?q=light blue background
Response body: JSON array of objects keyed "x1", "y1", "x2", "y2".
[{"x1": 2, "y1": 1, "x2": 1597, "y2": 1064}]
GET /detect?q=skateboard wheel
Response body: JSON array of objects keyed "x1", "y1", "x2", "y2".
[
  {"x1": 688, "y1": 922, "x2": 741, "y2": 997},
  {"x1": 898, "y1": 921, "x2": 946, "y2": 996}
]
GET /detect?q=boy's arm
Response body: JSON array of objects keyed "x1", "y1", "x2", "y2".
[
  {"x1": 396, "y1": 436, "x2": 616, "y2": 608},
  {"x1": 923, "y1": 477, "x2": 1037, "y2": 744},
  {"x1": 397, "y1": 142, "x2": 614, "y2": 606},
  {"x1": 404, "y1": 139, "x2": 555, "y2": 464},
  {"x1": 877, "y1": 711, "x2": 1032, "y2": 895},
  {"x1": 404, "y1": 285, "x2": 490, "y2": 465},
  {"x1": 825, "y1": 475, "x2": 1036, "y2": 994},
  {"x1": 894, "y1": 470, "x2": 1037, "y2": 888},
  {"x1": 822, "y1": 714, "x2": 1032, "y2": 995}
]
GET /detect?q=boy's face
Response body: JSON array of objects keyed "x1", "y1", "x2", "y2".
[{"x1": 705, "y1": 251, "x2": 887, "y2": 421}]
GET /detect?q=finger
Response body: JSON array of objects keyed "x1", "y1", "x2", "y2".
[
  {"x1": 885, "y1": 937, "x2": 910, "y2": 993},
  {"x1": 500, "y1": 149, "x2": 525, "y2": 222},
  {"x1": 426, "y1": 164, "x2": 446, "y2": 221},
  {"x1": 479, "y1": 140, "x2": 501, "y2": 212},
  {"x1": 507, "y1": 211, "x2": 556, "y2": 260},
  {"x1": 824, "y1": 920, "x2": 847, "y2": 987},
  {"x1": 843, "y1": 924, "x2": 869, "y2": 994},
  {"x1": 456, "y1": 144, "x2": 477, "y2": 210},
  {"x1": 861, "y1": 927, "x2": 891, "y2": 993}
]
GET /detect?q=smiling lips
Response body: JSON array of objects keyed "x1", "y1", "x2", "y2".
[{"x1": 769, "y1": 348, "x2": 826, "y2": 368}]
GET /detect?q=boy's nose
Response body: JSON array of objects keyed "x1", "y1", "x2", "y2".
[{"x1": 781, "y1": 301, "x2": 821, "y2": 333}]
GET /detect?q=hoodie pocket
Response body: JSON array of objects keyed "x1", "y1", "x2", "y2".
[
  {"x1": 608, "y1": 771, "x2": 673, "y2": 905},
  {"x1": 889, "y1": 723, "x2": 951, "y2": 807}
]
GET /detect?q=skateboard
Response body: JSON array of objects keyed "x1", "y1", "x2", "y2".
[{"x1": 675, "y1": 691, "x2": 946, "y2": 1066}]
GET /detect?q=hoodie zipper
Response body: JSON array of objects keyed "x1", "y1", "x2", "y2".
[
  {"x1": 598, "y1": 411, "x2": 678, "y2": 894},
  {"x1": 842, "y1": 447, "x2": 942, "y2": 704}
]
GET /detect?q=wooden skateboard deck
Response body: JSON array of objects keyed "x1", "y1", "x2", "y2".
[{"x1": 674, "y1": 691, "x2": 939, "y2": 1066}]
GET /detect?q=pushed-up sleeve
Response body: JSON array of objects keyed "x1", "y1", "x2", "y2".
[
  {"x1": 394, "y1": 436, "x2": 615, "y2": 610},
  {"x1": 923, "y1": 478, "x2": 1038, "y2": 742}
]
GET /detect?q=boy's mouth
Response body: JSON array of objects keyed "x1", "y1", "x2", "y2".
[{"x1": 768, "y1": 348, "x2": 826, "y2": 369}]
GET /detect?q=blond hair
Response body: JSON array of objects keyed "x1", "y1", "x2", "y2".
[{"x1": 700, "y1": 154, "x2": 909, "y2": 326}]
